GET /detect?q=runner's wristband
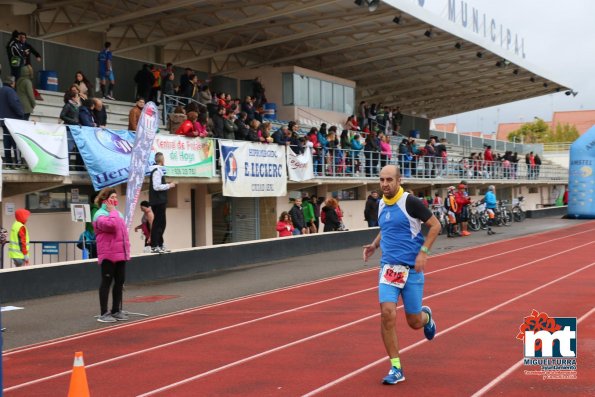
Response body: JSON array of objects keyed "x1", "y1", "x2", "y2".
[{"x1": 420, "y1": 246, "x2": 430, "y2": 254}]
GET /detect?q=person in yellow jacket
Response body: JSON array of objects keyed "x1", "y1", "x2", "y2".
[{"x1": 9, "y1": 208, "x2": 30, "y2": 267}]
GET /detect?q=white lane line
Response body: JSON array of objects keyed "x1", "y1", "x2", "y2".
[
  {"x1": 5, "y1": 239, "x2": 594, "y2": 392},
  {"x1": 470, "y1": 307, "x2": 595, "y2": 397},
  {"x1": 7, "y1": 225, "x2": 592, "y2": 356},
  {"x1": 301, "y1": 262, "x2": 595, "y2": 397},
  {"x1": 133, "y1": 258, "x2": 595, "y2": 396}
]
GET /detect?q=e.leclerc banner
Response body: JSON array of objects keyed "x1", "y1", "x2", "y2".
[
  {"x1": 153, "y1": 135, "x2": 214, "y2": 177},
  {"x1": 287, "y1": 147, "x2": 314, "y2": 181},
  {"x1": 4, "y1": 119, "x2": 69, "y2": 176},
  {"x1": 69, "y1": 126, "x2": 137, "y2": 190},
  {"x1": 125, "y1": 101, "x2": 159, "y2": 230},
  {"x1": 219, "y1": 140, "x2": 287, "y2": 197}
]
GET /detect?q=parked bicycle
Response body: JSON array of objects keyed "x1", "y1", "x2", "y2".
[
  {"x1": 468, "y1": 201, "x2": 487, "y2": 231},
  {"x1": 512, "y1": 195, "x2": 526, "y2": 222},
  {"x1": 496, "y1": 200, "x2": 512, "y2": 226}
]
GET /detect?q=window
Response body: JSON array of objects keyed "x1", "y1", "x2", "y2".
[
  {"x1": 344, "y1": 86, "x2": 354, "y2": 115},
  {"x1": 282, "y1": 73, "x2": 293, "y2": 105},
  {"x1": 321, "y1": 80, "x2": 333, "y2": 111},
  {"x1": 293, "y1": 74, "x2": 308, "y2": 106},
  {"x1": 308, "y1": 78, "x2": 321, "y2": 109},
  {"x1": 283, "y1": 72, "x2": 354, "y2": 114},
  {"x1": 26, "y1": 186, "x2": 94, "y2": 213},
  {"x1": 333, "y1": 84, "x2": 344, "y2": 113},
  {"x1": 331, "y1": 188, "x2": 359, "y2": 201}
]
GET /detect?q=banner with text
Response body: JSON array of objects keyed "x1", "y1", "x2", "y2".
[
  {"x1": 5, "y1": 119, "x2": 69, "y2": 176},
  {"x1": 219, "y1": 140, "x2": 287, "y2": 197},
  {"x1": 287, "y1": 147, "x2": 314, "y2": 181},
  {"x1": 69, "y1": 126, "x2": 137, "y2": 190},
  {"x1": 152, "y1": 135, "x2": 214, "y2": 177}
]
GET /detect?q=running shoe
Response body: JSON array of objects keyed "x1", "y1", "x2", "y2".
[
  {"x1": 382, "y1": 366, "x2": 405, "y2": 385},
  {"x1": 422, "y1": 306, "x2": 436, "y2": 340},
  {"x1": 97, "y1": 313, "x2": 117, "y2": 323},
  {"x1": 111, "y1": 311, "x2": 129, "y2": 321},
  {"x1": 461, "y1": 231, "x2": 471, "y2": 236}
]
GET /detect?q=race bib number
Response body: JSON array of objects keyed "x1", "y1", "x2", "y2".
[{"x1": 380, "y1": 264, "x2": 410, "y2": 289}]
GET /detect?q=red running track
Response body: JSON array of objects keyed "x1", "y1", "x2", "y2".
[{"x1": 3, "y1": 221, "x2": 595, "y2": 396}]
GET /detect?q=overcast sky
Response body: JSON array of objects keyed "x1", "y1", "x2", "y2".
[{"x1": 420, "y1": 0, "x2": 595, "y2": 133}]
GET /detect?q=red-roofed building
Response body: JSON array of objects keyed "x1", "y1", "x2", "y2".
[
  {"x1": 434, "y1": 123, "x2": 457, "y2": 133},
  {"x1": 496, "y1": 122, "x2": 525, "y2": 141},
  {"x1": 460, "y1": 131, "x2": 485, "y2": 137},
  {"x1": 551, "y1": 110, "x2": 595, "y2": 135}
]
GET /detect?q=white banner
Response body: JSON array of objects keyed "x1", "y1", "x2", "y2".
[
  {"x1": 287, "y1": 147, "x2": 314, "y2": 181},
  {"x1": 4, "y1": 119, "x2": 69, "y2": 176},
  {"x1": 219, "y1": 140, "x2": 287, "y2": 197}
]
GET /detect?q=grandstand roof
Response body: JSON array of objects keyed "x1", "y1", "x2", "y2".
[{"x1": 33, "y1": 0, "x2": 571, "y2": 118}]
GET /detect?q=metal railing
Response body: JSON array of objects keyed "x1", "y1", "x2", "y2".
[
  {"x1": 162, "y1": 94, "x2": 207, "y2": 128},
  {"x1": 542, "y1": 142, "x2": 572, "y2": 152},
  {"x1": 1, "y1": 240, "x2": 93, "y2": 268}
]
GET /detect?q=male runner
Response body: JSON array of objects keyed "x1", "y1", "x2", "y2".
[{"x1": 363, "y1": 165, "x2": 441, "y2": 384}]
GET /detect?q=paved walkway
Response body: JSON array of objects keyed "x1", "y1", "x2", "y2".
[{"x1": 1, "y1": 216, "x2": 586, "y2": 350}]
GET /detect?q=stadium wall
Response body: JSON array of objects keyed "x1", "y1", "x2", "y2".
[{"x1": 0, "y1": 228, "x2": 378, "y2": 302}]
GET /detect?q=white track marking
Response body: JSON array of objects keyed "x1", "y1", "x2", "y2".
[
  {"x1": 4, "y1": 237, "x2": 594, "y2": 392},
  {"x1": 301, "y1": 263, "x2": 595, "y2": 397},
  {"x1": 7, "y1": 225, "x2": 592, "y2": 356}
]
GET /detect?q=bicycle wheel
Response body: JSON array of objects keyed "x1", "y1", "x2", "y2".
[
  {"x1": 468, "y1": 214, "x2": 481, "y2": 231},
  {"x1": 512, "y1": 207, "x2": 526, "y2": 222},
  {"x1": 479, "y1": 213, "x2": 488, "y2": 229},
  {"x1": 502, "y1": 210, "x2": 512, "y2": 226}
]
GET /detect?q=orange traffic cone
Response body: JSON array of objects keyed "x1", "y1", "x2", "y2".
[{"x1": 67, "y1": 351, "x2": 90, "y2": 397}]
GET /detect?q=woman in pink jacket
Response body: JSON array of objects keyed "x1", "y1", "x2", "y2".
[{"x1": 93, "y1": 187, "x2": 131, "y2": 323}]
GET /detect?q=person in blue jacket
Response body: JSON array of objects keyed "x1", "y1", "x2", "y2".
[
  {"x1": 484, "y1": 185, "x2": 497, "y2": 235},
  {"x1": 0, "y1": 77, "x2": 25, "y2": 167}
]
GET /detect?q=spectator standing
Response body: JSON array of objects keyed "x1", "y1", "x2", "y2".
[
  {"x1": 134, "y1": 200, "x2": 154, "y2": 252},
  {"x1": 198, "y1": 84, "x2": 212, "y2": 107},
  {"x1": 364, "y1": 191, "x2": 380, "y2": 227},
  {"x1": 322, "y1": 198, "x2": 342, "y2": 232},
  {"x1": 302, "y1": 195, "x2": 317, "y2": 234},
  {"x1": 444, "y1": 186, "x2": 458, "y2": 237},
  {"x1": 484, "y1": 185, "x2": 497, "y2": 235},
  {"x1": 150, "y1": 64, "x2": 161, "y2": 104},
  {"x1": 93, "y1": 188, "x2": 131, "y2": 323},
  {"x1": 289, "y1": 198, "x2": 306, "y2": 235},
  {"x1": 252, "y1": 77, "x2": 265, "y2": 108},
  {"x1": 392, "y1": 107, "x2": 403, "y2": 134},
  {"x1": 276, "y1": 212, "x2": 294, "y2": 237},
  {"x1": 97, "y1": 42, "x2": 115, "y2": 100},
  {"x1": 379, "y1": 134, "x2": 392, "y2": 169},
  {"x1": 358, "y1": 101, "x2": 368, "y2": 130},
  {"x1": 484, "y1": 145, "x2": 494, "y2": 177},
  {"x1": 128, "y1": 97, "x2": 144, "y2": 131},
  {"x1": 364, "y1": 131, "x2": 380, "y2": 177},
  {"x1": 92, "y1": 98, "x2": 108, "y2": 127},
  {"x1": 351, "y1": 133, "x2": 363, "y2": 175},
  {"x1": 454, "y1": 183, "x2": 471, "y2": 236},
  {"x1": 534, "y1": 154, "x2": 542, "y2": 179},
  {"x1": 8, "y1": 208, "x2": 30, "y2": 267},
  {"x1": 162, "y1": 72, "x2": 175, "y2": 114},
  {"x1": 241, "y1": 96, "x2": 256, "y2": 122},
  {"x1": 6, "y1": 30, "x2": 22, "y2": 79},
  {"x1": 134, "y1": 64, "x2": 154, "y2": 103},
  {"x1": 362, "y1": 165, "x2": 439, "y2": 385},
  {"x1": 16, "y1": 65, "x2": 35, "y2": 120},
  {"x1": 18, "y1": 33, "x2": 41, "y2": 67},
  {"x1": 1, "y1": 77, "x2": 25, "y2": 168},
  {"x1": 179, "y1": 68, "x2": 193, "y2": 96},
  {"x1": 234, "y1": 111, "x2": 249, "y2": 140},
  {"x1": 149, "y1": 152, "x2": 175, "y2": 253},
  {"x1": 74, "y1": 71, "x2": 92, "y2": 100},
  {"x1": 78, "y1": 99, "x2": 96, "y2": 127}
]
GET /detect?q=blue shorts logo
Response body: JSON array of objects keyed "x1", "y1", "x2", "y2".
[{"x1": 221, "y1": 145, "x2": 239, "y2": 182}]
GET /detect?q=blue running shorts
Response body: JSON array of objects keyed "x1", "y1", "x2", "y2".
[{"x1": 378, "y1": 265, "x2": 424, "y2": 314}]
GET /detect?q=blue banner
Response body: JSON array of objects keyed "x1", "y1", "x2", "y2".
[{"x1": 69, "y1": 126, "x2": 137, "y2": 190}]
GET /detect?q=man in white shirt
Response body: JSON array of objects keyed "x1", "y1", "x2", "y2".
[{"x1": 149, "y1": 152, "x2": 175, "y2": 253}]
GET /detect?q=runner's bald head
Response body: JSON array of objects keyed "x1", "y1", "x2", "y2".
[{"x1": 381, "y1": 164, "x2": 400, "y2": 178}]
